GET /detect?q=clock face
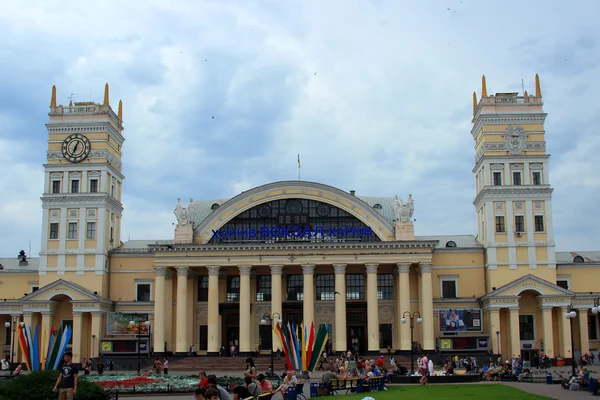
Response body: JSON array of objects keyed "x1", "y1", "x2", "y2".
[{"x1": 61, "y1": 134, "x2": 91, "y2": 163}]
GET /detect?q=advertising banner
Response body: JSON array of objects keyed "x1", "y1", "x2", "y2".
[
  {"x1": 106, "y1": 313, "x2": 150, "y2": 335},
  {"x1": 439, "y1": 309, "x2": 482, "y2": 332}
]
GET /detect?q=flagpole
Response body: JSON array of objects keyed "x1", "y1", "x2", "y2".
[{"x1": 297, "y1": 154, "x2": 301, "y2": 181}]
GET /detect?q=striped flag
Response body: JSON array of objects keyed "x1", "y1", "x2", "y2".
[
  {"x1": 48, "y1": 326, "x2": 63, "y2": 370},
  {"x1": 53, "y1": 326, "x2": 71, "y2": 370},
  {"x1": 32, "y1": 325, "x2": 39, "y2": 371},
  {"x1": 41, "y1": 326, "x2": 48, "y2": 371},
  {"x1": 301, "y1": 323, "x2": 307, "y2": 371},
  {"x1": 17, "y1": 325, "x2": 31, "y2": 372},
  {"x1": 297, "y1": 154, "x2": 300, "y2": 168}
]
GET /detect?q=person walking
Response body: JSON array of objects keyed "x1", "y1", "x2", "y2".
[
  {"x1": 163, "y1": 358, "x2": 169, "y2": 375},
  {"x1": 52, "y1": 351, "x2": 78, "y2": 400}
]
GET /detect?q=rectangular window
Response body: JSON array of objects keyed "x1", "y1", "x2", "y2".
[
  {"x1": 110, "y1": 227, "x2": 114, "y2": 242},
  {"x1": 512, "y1": 171, "x2": 522, "y2": 185},
  {"x1": 589, "y1": 315, "x2": 598, "y2": 340},
  {"x1": 136, "y1": 283, "x2": 151, "y2": 302},
  {"x1": 379, "y1": 324, "x2": 393, "y2": 349},
  {"x1": 256, "y1": 275, "x2": 272, "y2": 301},
  {"x1": 346, "y1": 274, "x2": 365, "y2": 300},
  {"x1": 71, "y1": 180, "x2": 79, "y2": 193},
  {"x1": 198, "y1": 276, "x2": 209, "y2": 301},
  {"x1": 62, "y1": 320, "x2": 73, "y2": 344},
  {"x1": 52, "y1": 180, "x2": 61, "y2": 193},
  {"x1": 89, "y1": 179, "x2": 99, "y2": 193},
  {"x1": 519, "y1": 314, "x2": 535, "y2": 341},
  {"x1": 316, "y1": 274, "x2": 334, "y2": 301},
  {"x1": 515, "y1": 215, "x2": 525, "y2": 233},
  {"x1": 31, "y1": 286, "x2": 39, "y2": 292},
  {"x1": 532, "y1": 171, "x2": 542, "y2": 185},
  {"x1": 4, "y1": 325, "x2": 9, "y2": 345},
  {"x1": 534, "y1": 215, "x2": 544, "y2": 232},
  {"x1": 111, "y1": 184, "x2": 115, "y2": 197},
  {"x1": 286, "y1": 275, "x2": 304, "y2": 301},
  {"x1": 493, "y1": 172, "x2": 502, "y2": 186},
  {"x1": 556, "y1": 280, "x2": 569, "y2": 290},
  {"x1": 86, "y1": 222, "x2": 96, "y2": 239},
  {"x1": 441, "y1": 280, "x2": 457, "y2": 299},
  {"x1": 259, "y1": 325, "x2": 273, "y2": 350},
  {"x1": 226, "y1": 276, "x2": 240, "y2": 302},
  {"x1": 49, "y1": 223, "x2": 59, "y2": 239},
  {"x1": 68, "y1": 222, "x2": 77, "y2": 239},
  {"x1": 199, "y1": 326, "x2": 208, "y2": 351},
  {"x1": 495, "y1": 216, "x2": 505, "y2": 233},
  {"x1": 377, "y1": 274, "x2": 394, "y2": 300}
]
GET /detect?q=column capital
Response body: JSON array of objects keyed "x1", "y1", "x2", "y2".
[
  {"x1": 154, "y1": 267, "x2": 168, "y2": 277},
  {"x1": 419, "y1": 263, "x2": 433, "y2": 273},
  {"x1": 333, "y1": 264, "x2": 347, "y2": 274},
  {"x1": 270, "y1": 265, "x2": 283, "y2": 275},
  {"x1": 207, "y1": 266, "x2": 220, "y2": 276},
  {"x1": 238, "y1": 266, "x2": 252, "y2": 276},
  {"x1": 302, "y1": 265, "x2": 315, "y2": 275},
  {"x1": 397, "y1": 263, "x2": 411, "y2": 273},
  {"x1": 175, "y1": 266, "x2": 189, "y2": 277},
  {"x1": 365, "y1": 263, "x2": 379, "y2": 274}
]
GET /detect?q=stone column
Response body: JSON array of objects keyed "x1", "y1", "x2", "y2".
[
  {"x1": 175, "y1": 266, "x2": 189, "y2": 354},
  {"x1": 239, "y1": 266, "x2": 252, "y2": 354},
  {"x1": 540, "y1": 307, "x2": 554, "y2": 358},
  {"x1": 333, "y1": 264, "x2": 347, "y2": 352},
  {"x1": 270, "y1": 265, "x2": 283, "y2": 349},
  {"x1": 164, "y1": 270, "x2": 174, "y2": 352},
  {"x1": 578, "y1": 309, "x2": 590, "y2": 356},
  {"x1": 72, "y1": 312, "x2": 83, "y2": 363},
  {"x1": 397, "y1": 263, "x2": 411, "y2": 351},
  {"x1": 488, "y1": 309, "x2": 501, "y2": 355},
  {"x1": 207, "y1": 266, "x2": 220, "y2": 354},
  {"x1": 419, "y1": 264, "x2": 435, "y2": 351},
  {"x1": 90, "y1": 313, "x2": 103, "y2": 358},
  {"x1": 153, "y1": 267, "x2": 167, "y2": 354},
  {"x1": 366, "y1": 263, "x2": 380, "y2": 353},
  {"x1": 41, "y1": 312, "x2": 53, "y2": 367},
  {"x1": 560, "y1": 306, "x2": 573, "y2": 360},
  {"x1": 508, "y1": 308, "x2": 521, "y2": 358},
  {"x1": 302, "y1": 265, "x2": 315, "y2": 327},
  {"x1": 186, "y1": 272, "x2": 195, "y2": 348}
]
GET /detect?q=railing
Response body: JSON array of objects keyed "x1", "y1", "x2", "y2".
[
  {"x1": 63, "y1": 105, "x2": 99, "y2": 113},
  {"x1": 481, "y1": 96, "x2": 542, "y2": 105}
]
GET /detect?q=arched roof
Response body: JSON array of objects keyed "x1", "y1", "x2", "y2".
[{"x1": 193, "y1": 181, "x2": 396, "y2": 243}]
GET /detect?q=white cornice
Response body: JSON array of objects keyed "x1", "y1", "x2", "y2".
[
  {"x1": 43, "y1": 162, "x2": 124, "y2": 181},
  {"x1": 473, "y1": 186, "x2": 553, "y2": 210},
  {"x1": 46, "y1": 120, "x2": 124, "y2": 146},
  {"x1": 472, "y1": 154, "x2": 550, "y2": 173},
  {"x1": 471, "y1": 113, "x2": 547, "y2": 138},
  {"x1": 40, "y1": 193, "x2": 123, "y2": 215},
  {"x1": 47, "y1": 149, "x2": 123, "y2": 171}
]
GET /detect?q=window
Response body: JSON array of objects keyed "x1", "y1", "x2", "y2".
[
  {"x1": 556, "y1": 280, "x2": 569, "y2": 290},
  {"x1": 377, "y1": 274, "x2": 394, "y2": 300},
  {"x1": 373, "y1": 204, "x2": 382, "y2": 209},
  {"x1": 71, "y1": 180, "x2": 79, "y2": 193},
  {"x1": 136, "y1": 283, "x2": 151, "y2": 301},
  {"x1": 589, "y1": 315, "x2": 598, "y2": 340},
  {"x1": 512, "y1": 172, "x2": 522, "y2": 186},
  {"x1": 32, "y1": 286, "x2": 39, "y2": 292},
  {"x1": 532, "y1": 171, "x2": 542, "y2": 185},
  {"x1": 346, "y1": 274, "x2": 365, "y2": 300},
  {"x1": 52, "y1": 180, "x2": 61, "y2": 193},
  {"x1": 287, "y1": 275, "x2": 304, "y2": 301},
  {"x1": 211, "y1": 203, "x2": 220, "y2": 210},
  {"x1": 111, "y1": 184, "x2": 115, "y2": 197},
  {"x1": 441, "y1": 280, "x2": 457, "y2": 299},
  {"x1": 445, "y1": 241, "x2": 457, "y2": 248},
  {"x1": 90, "y1": 179, "x2": 98, "y2": 193},
  {"x1": 493, "y1": 172, "x2": 502, "y2": 186},
  {"x1": 110, "y1": 227, "x2": 114, "y2": 242},
  {"x1": 495, "y1": 216, "x2": 505, "y2": 233},
  {"x1": 86, "y1": 222, "x2": 96, "y2": 239},
  {"x1": 198, "y1": 276, "x2": 209, "y2": 301},
  {"x1": 519, "y1": 314, "x2": 535, "y2": 341},
  {"x1": 379, "y1": 324, "x2": 393, "y2": 349},
  {"x1": 574, "y1": 256, "x2": 585, "y2": 263},
  {"x1": 534, "y1": 215, "x2": 544, "y2": 232},
  {"x1": 256, "y1": 275, "x2": 272, "y2": 301},
  {"x1": 68, "y1": 222, "x2": 77, "y2": 239},
  {"x1": 62, "y1": 320, "x2": 73, "y2": 344},
  {"x1": 49, "y1": 223, "x2": 59, "y2": 239},
  {"x1": 316, "y1": 275, "x2": 335, "y2": 300},
  {"x1": 515, "y1": 216, "x2": 525, "y2": 233},
  {"x1": 226, "y1": 276, "x2": 240, "y2": 302},
  {"x1": 4, "y1": 325, "x2": 10, "y2": 345},
  {"x1": 199, "y1": 326, "x2": 208, "y2": 351},
  {"x1": 259, "y1": 325, "x2": 273, "y2": 350}
]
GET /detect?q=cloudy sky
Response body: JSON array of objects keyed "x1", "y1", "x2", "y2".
[{"x1": 1, "y1": 0, "x2": 598, "y2": 257}]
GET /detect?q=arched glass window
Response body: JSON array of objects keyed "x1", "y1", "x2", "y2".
[
  {"x1": 445, "y1": 241, "x2": 457, "y2": 248},
  {"x1": 574, "y1": 256, "x2": 585, "y2": 263}
]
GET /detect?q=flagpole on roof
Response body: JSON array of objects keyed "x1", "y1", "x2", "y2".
[{"x1": 297, "y1": 154, "x2": 301, "y2": 181}]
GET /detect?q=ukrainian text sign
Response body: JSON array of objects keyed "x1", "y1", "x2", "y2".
[{"x1": 211, "y1": 226, "x2": 373, "y2": 239}]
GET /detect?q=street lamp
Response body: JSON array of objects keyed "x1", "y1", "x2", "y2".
[
  {"x1": 401, "y1": 311, "x2": 422, "y2": 375},
  {"x1": 565, "y1": 304, "x2": 577, "y2": 378},
  {"x1": 5, "y1": 316, "x2": 20, "y2": 375},
  {"x1": 591, "y1": 298, "x2": 600, "y2": 316},
  {"x1": 129, "y1": 318, "x2": 150, "y2": 375},
  {"x1": 260, "y1": 312, "x2": 282, "y2": 376}
]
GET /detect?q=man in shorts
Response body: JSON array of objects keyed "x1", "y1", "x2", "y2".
[{"x1": 53, "y1": 351, "x2": 78, "y2": 399}]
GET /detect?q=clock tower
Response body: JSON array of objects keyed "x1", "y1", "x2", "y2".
[{"x1": 40, "y1": 84, "x2": 125, "y2": 296}]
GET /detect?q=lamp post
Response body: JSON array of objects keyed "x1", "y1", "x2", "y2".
[
  {"x1": 496, "y1": 331, "x2": 500, "y2": 357},
  {"x1": 565, "y1": 304, "x2": 577, "y2": 378},
  {"x1": 401, "y1": 311, "x2": 422, "y2": 375},
  {"x1": 5, "y1": 316, "x2": 19, "y2": 375},
  {"x1": 129, "y1": 318, "x2": 150, "y2": 375},
  {"x1": 260, "y1": 312, "x2": 282, "y2": 376}
]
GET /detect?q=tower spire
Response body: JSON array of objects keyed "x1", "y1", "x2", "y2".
[
  {"x1": 472, "y1": 92, "x2": 477, "y2": 114},
  {"x1": 103, "y1": 83, "x2": 110, "y2": 106},
  {"x1": 481, "y1": 75, "x2": 488, "y2": 97},
  {"x1": 535, "y1": 74, "x2": 542, "y2": 97},
  {"x1": 50, "y1": 85, "x2": 57, "y2": 107},
  {"x1": 118, "y1": 100, "x2": 123, "y2": 121}
]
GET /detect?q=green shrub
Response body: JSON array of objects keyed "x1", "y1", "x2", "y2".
[{"x1": 0, "y1": 370, "x2": 107, "y2": 400}]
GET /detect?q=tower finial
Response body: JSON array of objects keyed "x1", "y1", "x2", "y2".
[
  {"x1": 472, "y1": 92, "x2": 477, "y2": 114},
  {"x1": 50, "y1": 85, "x2": 57, "y2": 107},
  {"x1": 481, "y1": 75, "x2": 488, "y2": 97},
  {"x1": 524, "y1": 90, "x2": 528, "y2": 97},
  {"x1": 103, "y1": 83, "x2": 110, "y2": 106},
  {"x1": 118, "y1": 100, "x2": 123, "y2": 121},
  {"x1": 535, "y1": 74, "x2": 542, "y2": 97}
]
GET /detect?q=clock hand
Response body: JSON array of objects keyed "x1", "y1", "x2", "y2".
[{"x1": 73, "y1": 142, "x2": 79, "y2": 153}]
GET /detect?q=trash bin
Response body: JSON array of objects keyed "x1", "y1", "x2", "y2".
[
  {"x1": 287, "y1": 386, "x2": 297, "y2": 400},
  {"x1": 310, "y1": 382, "x2": 319, "y2": 397},
  {"x1": 546, "y1": 373, "x2": 553, "y2": 385},
  {"x1": 589, "y1": 378, "x2": 597, "y2": 394}
]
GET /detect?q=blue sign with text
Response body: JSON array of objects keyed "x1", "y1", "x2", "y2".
[{"x1": 211, "y1": 225, "x2": 373, "y2": 239}]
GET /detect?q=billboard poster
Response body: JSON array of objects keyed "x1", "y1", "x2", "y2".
[
  {"x1": 439, "y1": 309, "x2": 482, "y2": 332},
  {"x1": 106, "y1": 313, "x2": 150, "y2": 335}
]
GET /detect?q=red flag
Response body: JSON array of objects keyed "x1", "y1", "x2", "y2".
[
  {"x1": 17, "y1": 325, "x2": 31, "y2": 371},
  {"x1": 306, "y1": 322, "x2": 316, "y2": 365}
]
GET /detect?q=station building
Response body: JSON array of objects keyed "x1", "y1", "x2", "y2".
[{"x1": 1, "y1": 76, "x2": 599, "y2": 366}]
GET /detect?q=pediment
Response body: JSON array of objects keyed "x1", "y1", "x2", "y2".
[
  {"x1": 21, "y1": 279, "x2": 106, "y2": 302},
  {"x1": 482, "y1": 274, "x2": 573, "y2": 299}
]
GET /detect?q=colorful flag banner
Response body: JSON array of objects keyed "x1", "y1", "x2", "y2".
[{"x1": 274, "y1": 321, "x2": 330, "y2": 373}]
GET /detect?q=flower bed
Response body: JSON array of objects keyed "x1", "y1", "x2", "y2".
[{"x1": 82, "y1": 374, "x2": 200, "y2": 394}]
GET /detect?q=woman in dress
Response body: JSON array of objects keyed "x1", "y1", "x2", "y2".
[{"x1": 244, "y1": 357, "x2": 257, "y2": 380}]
